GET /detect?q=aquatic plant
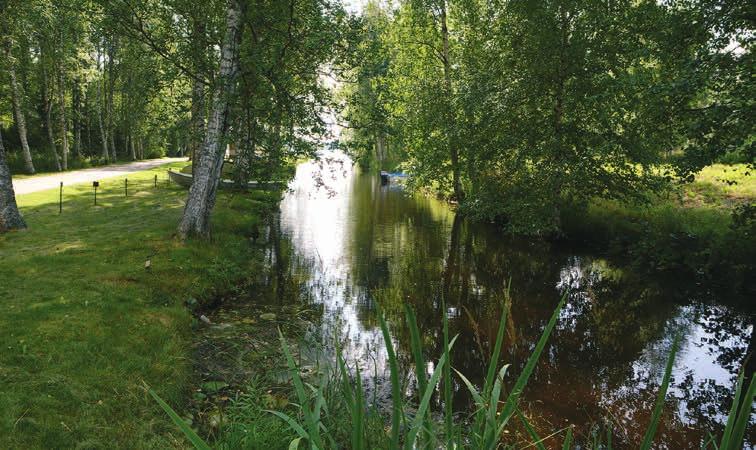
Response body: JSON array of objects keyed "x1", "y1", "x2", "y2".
[{"x1": 151, "y1": 291, "x2": 754, "y2": 449}]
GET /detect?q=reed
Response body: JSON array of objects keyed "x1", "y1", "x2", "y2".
[{"x1": 152, "y1": 292, "x2": 754, "y2": 449}]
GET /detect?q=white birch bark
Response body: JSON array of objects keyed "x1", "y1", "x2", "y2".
[
  {"x1": 178, "y1": 0, "x2": 242, "y2": 239},
  {"x1": 40, "y1": 56, "x2": 62, "y2": 172},
  {"x1": 0, "y1": 127, "x2": 26, "y2": 232},
  {"x1": 5, "y1": 46, "x2": 35, "y2": 174},
  {"x1": 57, "y1": 69, "x2": 69, "y2": 170}
]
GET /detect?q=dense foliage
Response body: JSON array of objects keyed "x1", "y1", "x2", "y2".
[
  {"x1": 0, "y1": 0, "x2": 345, "y2": 178},
  {"x1": 339, "y1": 0, "x2": 754, "y2": 233}
]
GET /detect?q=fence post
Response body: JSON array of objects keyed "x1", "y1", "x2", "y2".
[
  {"x1": 125, "y1": 178, "x2": 128, "y2": 197},
  {"x1": 59, "y1": 182, "x2": 63, "y2": 214},
  {"x1": 93, "y1": 181, "x2": 99, "y2": 205},
  {"x1": 154, "y1": 174, "x2": 157, "y2": 188}
]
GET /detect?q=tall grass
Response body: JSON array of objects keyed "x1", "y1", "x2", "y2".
[{"x1": 153, "y1": 292, "x2": 754, "y2": 449}]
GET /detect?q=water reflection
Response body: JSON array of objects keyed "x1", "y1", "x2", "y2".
[{"x1": 251, "y1": 153, "x2": 754, "y2": 448}]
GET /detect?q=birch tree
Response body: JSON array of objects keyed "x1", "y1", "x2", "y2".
[
  {"x1": 177, "y1": 0, "x2": 242, "y2": 239},
  {"x1": 0, "y1": 126, "x2": 26, "y2": 232},
  {"x1": 3, "y1": 43, "x2": 36, "y2": 174}
]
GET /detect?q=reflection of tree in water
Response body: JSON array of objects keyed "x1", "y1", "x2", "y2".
[
  {"x1": 343, "y1": 196, "x2": 753, "y2": 447},
  {"x1": 264, "y1": 159, "x2": 754, "y2": 448}
]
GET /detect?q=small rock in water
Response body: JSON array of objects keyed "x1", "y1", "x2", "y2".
[
  {"x1": 144, "y1": 260, "x2": 151, "y2": 270},
  {"x1": 199, "y1": 314, "x2": 212, "y2": 324},
  {"x1": 260, "y1": 313, "x2": 276, "y2": 321}
]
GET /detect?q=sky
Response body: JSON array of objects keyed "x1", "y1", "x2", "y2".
[{"x1": 343, "y1": 0, "x2": 366, "y2": 14}]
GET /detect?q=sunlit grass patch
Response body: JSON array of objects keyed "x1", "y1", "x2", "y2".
[
  {"x1": 0, "y1": 162, "x2": 279, "y2": 448},
  {"x1": 684, "y1": 164, "x2": 755, "y2": 208}
]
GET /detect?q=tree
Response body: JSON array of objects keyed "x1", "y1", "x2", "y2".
[
  {"x1": 341, "y1": 0, "x2": 753, "y2": 235},
  {"x1": 0, "y1": 126, "x2": 26, "y2": 232},
  {"x1": 3, "y1": 42, "x2": 36, "y2": 174},
  {"x1": 177, "y1": 0, "x2": 243, "y2": 239}
]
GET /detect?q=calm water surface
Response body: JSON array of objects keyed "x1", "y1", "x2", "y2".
[{"x1": 250, "y1": 153, "x2": 753, "y2": 448}]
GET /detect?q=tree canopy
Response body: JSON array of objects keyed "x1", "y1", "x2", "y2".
[{"x1": 338, "y1": 0, "x2": 754, "y2": 234}]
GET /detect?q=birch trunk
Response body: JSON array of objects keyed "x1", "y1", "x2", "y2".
[
  {"x1": 190, "y1": 18, "x2": 207, "y2": 175},
  {"x1": 0, "y1": 127, "x2": 26, "y2": 232},
  {"x1": 5, "y1": 47, "x2": 35, "y2": 174},
  {"x1": 107, "y1": 43, "x2": 117, "y2": 162},
  {"x1": 96, "y1": 48, "x2": 109, "y2": 162},
  {"x1": 57, "y1": 69, "x2": 69, "y2": 170},
  {"x1": 130, "y1": 133, "x2": 136, "y2": 160},
  {"x1": 73, "y1": 78, "x2": 82, "y2": 158},
  {"x1": 178, "y1": 0, "x2": 242, "y2": 239},
  {"x1": 97, "y1": 97, "x2": 109, "y2": 162},
  {"x1": 41, "y1": 59, "x2": 62, "y2": 172},
  {"x1": 440, "y1": 2, "x2": 463, "y2": 202},
  {"x1": 191, "y1": 78, "x2": 205, "y2": 173}
]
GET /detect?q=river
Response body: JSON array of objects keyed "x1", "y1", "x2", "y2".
[{"x1": 235, "y1": 153, "x2": 754, "y2": 448}]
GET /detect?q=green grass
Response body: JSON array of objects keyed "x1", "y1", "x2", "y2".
[
  {"x1": 562, "y1": 164, "x2": 755, "y2": 288},
  {"x1": 0, "y1": 161, "x2": 279, "y2": 448},
  {"x1": 684, "y1": 164, "x2": 755, "y2": 208}
]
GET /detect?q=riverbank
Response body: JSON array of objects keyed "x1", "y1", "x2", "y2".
[
  {"x1": 0, "y1": 162, "x2": 280, "y2": 448},
  {"x1": 561, "y1": 164, "x2": 755, "y2": 294}
]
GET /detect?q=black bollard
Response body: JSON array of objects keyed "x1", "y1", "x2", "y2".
[{"x1": 59, "y1": 182, "x2": 63, "y2": 214}]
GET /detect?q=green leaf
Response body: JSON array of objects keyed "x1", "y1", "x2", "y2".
[
  {"x1": 562, "y1": 427, "x2": 573, "y2": 450},
  {"x1": 148, "y1": 388, "x2": 211, "y2": 450},
  {"x1": 498, "y1": 293, "x2": 567, "y2": 430},
  {"x1": 377, "y1": 303, "x2": 403, "y2": 449},
  {"x1": 517, "y1": 408, "x2": 546, "y2": 450},
  {"x1": 200, "y1": 381, "x2": 228, "y2": 393},
  {"x1": 640, "y1": 335, "x2": 680, "y2": 450},
  {"x1": 265, "y1": 410, "x2": 309, "y2": 440},
  {"x1": 404, "y1": 335, "x2": 458, "y2": 450},
  {"x1": 288, "y1": 437, "x2": 303, "y2": 450}
]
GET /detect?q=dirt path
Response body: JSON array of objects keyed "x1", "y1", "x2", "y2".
[{"x1": 12, "y1": 157, "x2": 187, "y2": 195}]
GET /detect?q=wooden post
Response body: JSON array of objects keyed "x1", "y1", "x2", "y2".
[{"x1": 59, "y1": 182, "x2": 63, "y2": 214}]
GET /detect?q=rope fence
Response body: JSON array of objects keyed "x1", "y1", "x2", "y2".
[{"x1": 55, "y1": 172, "x2": 175, "y2": 214}]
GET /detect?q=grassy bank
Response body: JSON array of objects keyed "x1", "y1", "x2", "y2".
[
  {"x1": 0, "y1": 162, "x2": 279, "y2": 448},
  {"x1": 562, "y1": 164, "x2": 755, "y2": 293}
]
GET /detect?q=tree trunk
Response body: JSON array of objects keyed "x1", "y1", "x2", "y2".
[
  {"x1": 190, "y1": 18, "x2": 207, "y2": 175},
  {"x1": 0, "y1": 127, "x2": 26, "y2": 232},
  {"x1": 107, "y1": 42, "x2": 117, "y2": 162},
  {"x1": 40, "y1": 58, "x2": 62, "y2": 172},
  {"x1": 178, "y1": 0, "x2": 242, "y2": 239},
  {"x1": 96, "y1": 48, "x2": 110, "y2": 163},
  {"x1": 440, "y1": 3, "x2": 463, "y2": 202},
  {"x1": 57, "y1": 69, "x2": 69, "y2": 170},
  {"x1": 191, "y1": 78, "x2": 205, "y2": 174},
  {"x1": 97, "y1": 98, "x2": 109, "y2": 162},
  {"x1": 5, "y1": 47, "x2": 35, "y2": 174},
  {"x1": 130, "y1": 133, "x2": 136, "y2": 160},
  {"x1": 73, "y1": 78, "x2": 82, "y2": 158},
  {"x1": 375, "y1": 133, "x2": 387, "y2": 164},
  {"x1": 85, "y1": 88, "x2": 92, "y2": 152}
]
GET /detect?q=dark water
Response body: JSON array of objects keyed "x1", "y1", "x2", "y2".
[{"x1": 252, "y1": 153, "x2": 754, "y2": 448}]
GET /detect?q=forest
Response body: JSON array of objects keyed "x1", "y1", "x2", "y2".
[{"x1": 0, "y1": 0, "x2": 754, "y2": 449}]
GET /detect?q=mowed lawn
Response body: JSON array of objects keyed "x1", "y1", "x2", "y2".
[{"x1": 0, "y1": 162, "x2": 276, "y2": 448}]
